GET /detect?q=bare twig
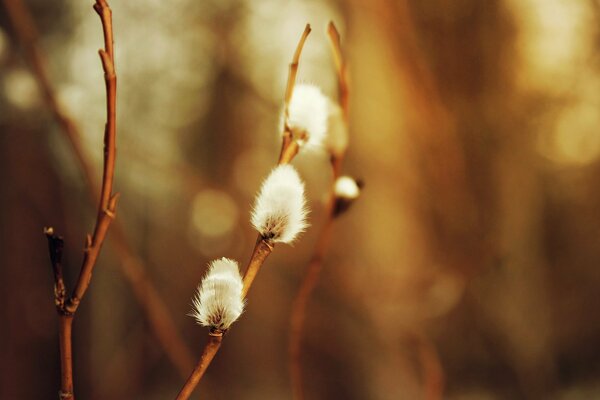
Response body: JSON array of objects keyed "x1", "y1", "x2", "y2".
[
  {"x1": 61, "y1": 0, "x2": 119, "y2": 316},
  {"x1": 39, "y1": 2, "x2": 119, "y2": 398},
  {"x1": 284, "y1": 24, "x2": 312, "y2": 112},
  {"x1": 327, "y1": 22, "x2": 349, "y2": 120},
  {"x1": 289, "y1": 194, "x2": 337, "y2": 400},
  {"x1": 44, "y1": 227, "x2": 67, "y2": 311},
  {"x1": 288, "y1": 21, "x2": 352, "y2": 400},
  {"x1": 2, "y1": 0, "x2": 194, "y2": 376}
]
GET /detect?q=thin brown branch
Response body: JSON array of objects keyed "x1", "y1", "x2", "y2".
[
  {"x1": 3, "y1": 0, "x2": 194, "y2": 376},
  {"x1": 58, "y1": 314, "x2": 74, "y2": 400},
  {"x1": 1, "y1": 0, "x2": 97, "y2": 191},
  {"x1": 37, "y1": 2, "x2": 118, "y2": 398},
  {"x1": 416, "y1": 333, "x2": 445, "y2": 400},
  {"x1": 61, "y1": 0, "x2": 118, "y2": 316},
  {"x1": 288, "y1": 24, "x2": 352, "y2": 400},
  {"x1": 242, "y1": 238, "x2": 275, "y2": 298},
  {"x1": 172, "y1": 234, "x2": 275, "y2": 398},
  {"x1": 279, "y1": 24, "x2": 311, "y2": 164},
  {"x1": 175, "y1": 332, "x2": 223, "y2": 400},
  {"x1": 289, "y1": 193, "x2": 337, "y2": 400},
  {"x1": 327, "y1": 22, "x2": 350, "y2": 120},
  {"x1": 173, "y1": 25, "x2": 313, "y2": 398},
  {"x1": 284, "y1": 24, "x2": 312, "y2": 110}
]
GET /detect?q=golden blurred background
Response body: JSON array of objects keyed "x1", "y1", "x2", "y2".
[{"x1": 1, "y1": 0, "x2": 600, "y2": 399}]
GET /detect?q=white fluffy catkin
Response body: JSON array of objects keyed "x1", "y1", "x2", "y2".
[
  {"x1": 190, "y1": 258, "x2": 244, "y2": 331},
  {"x1": 286, "y1": 84, "x2": 329, "y2": 148},
  {"x1": 334, "y1": 176, "x2": 360, "y2": 200},
  {"x1": 251, "y1": 164, "x2": 308, "y2": 244}
]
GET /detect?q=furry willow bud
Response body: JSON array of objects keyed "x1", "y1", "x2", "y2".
[
  {"x1": 286, "y1": 84, "x2": 329, "y2": 148},
  {"x1": 190, "y1": 258, "x2": 245, "y2": 332},
  {"x1": 334, "y1": 176, "x2": 360, "y2": 200},
  {"x1": 251, "y1": 164, "x2": 308, "y2": 244},
  {"x1": 333, "y1": 176, "x2": 361, "y2": 216}
]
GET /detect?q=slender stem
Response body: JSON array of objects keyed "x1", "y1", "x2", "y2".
[
  {"x1": 175, "y1": 333, "x2": 223, "y2": 400},
  {"x1": 289, "y1": 24, "x2": 351, "y2": 399},
  {"x1": 1, "y1": 0, "x2": 97, "y2": 191},
  {"x1": 278, "y1": 24, "x2": 311, "y2": 164},
  {"x1": 284, "y1": 24, "x2": 311, "y2": 114},
  {"x1": 35, "y1": 1, "x2": 118, "y2": 397},
  {"x1": 242, "y1": 237, "x2": 274, "y2": 298},
  {"x1": 173, "y1": 234, "x2": 274, "y2": 398},
  {"x1": 289, "y1": 184, "x2": 337, "y2": 400},
  {"x1": 416, "y1": 334, "x2": 445, "y2": 400},
  {"x1": 58, "y1": 315, "x2": 75, "y2": 400},
  {"x1": 327, "y1": 22, "x2": 349, "y2": 120}
]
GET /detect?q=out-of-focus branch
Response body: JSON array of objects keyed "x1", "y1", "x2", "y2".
[
  {"x1": 289, "y1": 193, "x2": 337, "y2": 400},
  {"x1": 416, "y1": 332, "x2": 445, "y2": 400},
  {"x1": 288, "y1": 22, "x2": 354, "y2": 400},
  {"x1": 1, "y1": 0, "x2": 96, "y2": 191},
  {"x1": 327, "y1": 22, "x2": 349, "y2": 120},
  {"x1": 2, "y1": 0, "x2": 194, "y2": 377}
]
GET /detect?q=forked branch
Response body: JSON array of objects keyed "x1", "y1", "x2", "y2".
[
  {"x1": 3, "y1": 0, "x2": 194, "y2": 376},
  {"x1": 62, "y1": 0, "x2": 119, "y2": 316},
  {"x1": 41, "y1": 2, "x2": 118, "y2": 399}
]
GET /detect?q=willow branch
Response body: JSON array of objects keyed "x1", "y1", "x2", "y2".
[
  {"x1": 245, "y1": 24, "x2": 313, "y2": 293},
  {"x1": 1, "y1": 0, "x2": 96, "y2": 190},
  {"x1": 174, "y1": 24, "x2": 315, "y2": 398},
  {"x1": 3, "y1": 0, "x2": 194, "y2": 376},
  {"x1": 175, "y1": 332, "x2": 223, "y2": 400},
  {"x1": 289, "y1": 192, "x2": 337, "y2": 400},
  {"x1": 284, "y1": 24, "x2": 312, "y2": 111},
  {"x1": 62, "y1": 0, "x2": 118, "y2": 316},
  {"x1": 242, "y1": 238, "x2": 274, "y2": 298},
  {"x1": 279, "y1": 24, "x2": 311, "y2": 165},
  {"x1": 288, "y1": 22, "x2": 351, "y2": 400},
  {"x1": 327, "y1": 22, "x2": 350, "y2": 120},
  {"x1": 36, "y1": 2, "x2": 118, "y2": 398},
  {"x1": 416, "y1": 333, "x2": 445, "y2": 400}
]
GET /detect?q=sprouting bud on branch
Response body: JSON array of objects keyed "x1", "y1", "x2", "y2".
[
  {"x1": 190, "y1": 258, "x2": 245, "y2": 332},
  {"x1": 285, "y1": 84, "x2": 329, "y2": 148},
  {"x1": 283, "y1": 83, "x2": 349, "y2": 158},
  {"x1": 333, "y1": 176, "x2": 361, "y2": 217},
  {"x1": 251, "y1": 164, "x2": 308, "y2": 244}
]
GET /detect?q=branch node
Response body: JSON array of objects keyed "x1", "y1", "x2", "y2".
[
  {"x1": 103, "y1": 207, "x2": 116, "y2": 219},
  {"x1": 84, "y1": 234, "x2": 93, "y2": 251},
  {"x1": 58, "y1": 389, "x2": 74, "y2": 400}
]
